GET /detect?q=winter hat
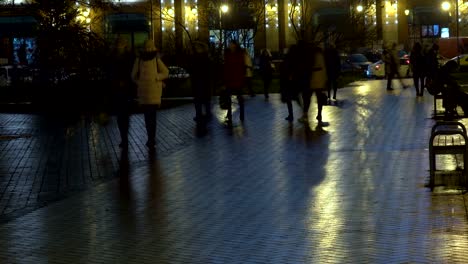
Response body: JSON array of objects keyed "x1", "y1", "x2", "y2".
[{"x1": 143, "y1": 39, "x2": 157, "y2": 52}]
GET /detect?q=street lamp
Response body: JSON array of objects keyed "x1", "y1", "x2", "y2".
[
  {"x1": 221, "y1": 4, "x2": 229, "y2": 13},
  {"x1": 356, "y1": 5, "x2": 363, "y2": 13},
  {"x1": 441, "y1": 1, "x2": 451, "y2": 11},
  {"x1": 219, "y1": 4, "x2": 229, "y2": 48},
  {"x1": 441, "y1": 0, "x2": 460, "y2": 62}
]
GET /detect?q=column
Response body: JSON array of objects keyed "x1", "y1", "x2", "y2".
[
  {"x1": 277, "y1": 0, "x2": 287, "y2": 53},
  {"x1": 175, "y1": 0, "x2": 184, "y2": 51}
]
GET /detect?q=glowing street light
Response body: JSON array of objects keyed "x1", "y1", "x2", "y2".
[
  {"x1": 441, "y1": 1, "x2": 451, "y2": 11},
  {"x1": 356, "y1": 5, "x2": 363, "y2": 12},
  {"x1": 221, "y1": 4, "x2": 229, "y2": 13},
  {"x1": 219, "y1": 4, "x2": 229, "y2": 48},
  {"x1": 441, "y1": 0, "x2": 460, "y2": 64}
]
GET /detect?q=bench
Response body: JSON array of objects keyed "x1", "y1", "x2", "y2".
[{"x1": 429, "y1": 121, "x2": 468, "y2": 190}]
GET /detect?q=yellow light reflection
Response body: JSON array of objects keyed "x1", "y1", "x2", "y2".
[
  {"x1": 356, "y1": 84, "x2": 371, "y2": 96},
  {"x1": 307, "y1": 166, "x2": 343, "y2": 262}
]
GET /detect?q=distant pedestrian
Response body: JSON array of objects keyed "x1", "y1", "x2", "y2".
[
  {"x1": 292, "y1": 40, "x2": 312, "y2": 123},
  {"x1": 385, "y1": 42, "x2": 408, "y2": 90},
  {"x1": 244, "y1": 50, "x2": 255, "y2": 97},
  {"x1": 109, "y1": 37, "x2": 135, "y2": 148},
  {"x1": 131, "y1": 39, "x2": 169, "y2": 149},
  {"x1": 425, "y1": 43, "x2": 440, "y2": 78},
  {"x1": 308, "y1": 46, "x2": 328, "y2": 124},
  {"x1": 437, "y1": 60, "x2": 468, "y2": 117},
  {"x1": 280, "y1": 45, "x2": 300, "y2": 122},
  {"x1": 324, "y1": 44, "x2": 341, "y2": 102},
  {"x1": 223, "y1": 41, "x2": 246, "y2": 126},
  {"x1": 259, "y1": 49, "x2": 274, "y2": 100},
  {"x1": 189, "y1": 41, "x2": 213, "y2": 124},
  {"x1": 410, "y1": 42, "x2": 426, "y2": 96}
]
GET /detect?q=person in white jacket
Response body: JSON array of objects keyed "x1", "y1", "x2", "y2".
[{"x1": 131, "y1": 39, "x2": 169, "y2": 149}]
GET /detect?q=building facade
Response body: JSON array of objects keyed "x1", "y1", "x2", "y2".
[{"x1": 1, "y1": 0, "x2": 467, "y2": 65}]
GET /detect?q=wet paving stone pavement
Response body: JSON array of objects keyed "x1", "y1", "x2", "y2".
[{"x1": 1, "y1": 79, "x2": 468, "y2": 263}]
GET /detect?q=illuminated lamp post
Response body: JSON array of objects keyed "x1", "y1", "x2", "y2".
[
  {"x1": 220, "y1": 4, "x2": 229, "y2": 48},
  {"x1": 442, "y1": 1, "x2": 460, "y2": 62}
]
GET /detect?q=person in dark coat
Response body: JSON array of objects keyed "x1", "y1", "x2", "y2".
[
  {"x1": 324, "y1": 44, "x2": 341, "y2": 102},
  {"x1": 385, "y1": 42, "x2": 408, "y2": 90},
  {"x1": 108, "y1": 37, "x2": 135, "y2": 149},
  {"x1": 410, "y1": 42, "x2": 425, "y2": 96},
  {"x1": 436, "y1": 60, "x2": 468, "y2": 117},
  {"x1": 280, "y1": 45, "x2": 300, "y2": 121},
  {"x1": 425, "y1": 43, "x2": 440, "y2": 80},
  {"x1": 259, "y1": 49, "x2": 274, "y2": 100},
  {"x1": 189, "y1": 41, "x2": 213, "y2": 124},
  {"x1": 223, "y1": 41, "x2": 246, "y2": 126},
  {"x1": 291, "y1": 40, "x2": 313, "y2": 123}
]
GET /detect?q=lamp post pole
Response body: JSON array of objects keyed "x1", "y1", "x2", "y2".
[
  {"x1": 442, "y1": 0, "x2": 460, "y2": 64},
  {"x1": 150, "y1": 0, "x2": 154, "y2": 40},
  {"x1": 456, "y1": 0, "x2": 460, "y2": 59},
  {"x1": 219, "y1": 7, "x2": 223, "y2": 49},
  {"x1": 219, "y1": 5, "x2": 228, "y2": 49}
]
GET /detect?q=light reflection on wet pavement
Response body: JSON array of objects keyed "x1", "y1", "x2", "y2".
[{"x1": 1, "y1": 80, "x2": 468, "y2": 263}]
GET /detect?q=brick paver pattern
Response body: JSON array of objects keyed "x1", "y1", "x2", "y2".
[{"x1": 1, "y1": 79, "x2": 468, "y2": 263}]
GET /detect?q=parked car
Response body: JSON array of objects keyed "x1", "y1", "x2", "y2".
[
  {"x1": 446, "y1": 54, "x2": 468, "y2": 71},
  {"x1": 341, "y1": 53, "x2": 373, "y2": 75},
  {"x1": 0, "y1": 65, "x2": 12, "y2": 87},
  {"x1": 364, "y1": 50, "x2": 383, "y2": 63},
  {"x1": 0, "y1": 65, "x2": 33, "y2": 87},
  {"x1": 367, "y1": 55, "x2": 412, "y2": 78},
  {"x1": 437, "y1": 54, "x2": 449, "y2": 66}
]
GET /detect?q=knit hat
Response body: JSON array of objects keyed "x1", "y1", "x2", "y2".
[{"x1": 143, "y1": 39, "x2": 157, "y2": 52}]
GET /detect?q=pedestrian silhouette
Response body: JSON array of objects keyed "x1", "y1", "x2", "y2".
[
  {"x1": 280, "y1": 44, "x2": 300, "y2": 122},
  {"x1": 131, "y1": 39, "x2": 169, "y2": 149},
  {"x1": 308, "y1": 46, "x2": 328, "y2": 124},
  {"x1": 292, "y1": 40, "x2": 312, "y2": 123},
  {"x1": 244, "y1": 49, "x2": 255, "y2": 97},
  {"x1": 385, "y1": 42, "x2": 408, "y2": 90},
  {"x1": 223, "y1": 41, "x2": 246, "y2": 127},
  {"x1": 324, "y1": 44, "x2": 341, "y2": 102},
  {"x1": 108, "y1": 37, "x2": 135, "y2": 149},
  {"x1": 410, "y1": 42, "x2": 425, "y2": 96},
  {"x1": 189, "y1": 41, "x2": 213, "y2": 125},
  {"x1": 259, "y1": 49, "x2": 274, "y2": 100}
]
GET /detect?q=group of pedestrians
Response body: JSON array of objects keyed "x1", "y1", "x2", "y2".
[
  {"x1": 107, "y1": 37, "x2": 343, "y2": 151},
  {"x1": 383, "y1": 41, "x2": 440, "y2": 95},
  {"x1": 218, "y1": 40, "x2": 340, "y2": 126},
  {"x1": 279, "y1": 41, "x2": 341, "y2": 124},
  {"x1": 408, "y1": 42, "x2": 441, "y2": 96}
]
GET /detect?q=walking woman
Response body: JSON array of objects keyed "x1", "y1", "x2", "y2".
[
  {"x1": 259, "y1": 49, "x2": 274, "y2": 100},
  {"x1": 131, "y1": 39, "x2": 169, "y2": 149},
  {"x1": 297, "y1": 43, "x2": 328, "y2": 125},
  {"x1": 308, "y1": 46, "x2": 328, "y2": 124},
  {"x1": 109, "y1": 37, "x2": 135, "y2": 149},
  {"x1": 410, "y1": 42, "x2": 425, "y2": 96},
  {"x1": 223, "y1": 41, "x2": 246, "y2": 126}
]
